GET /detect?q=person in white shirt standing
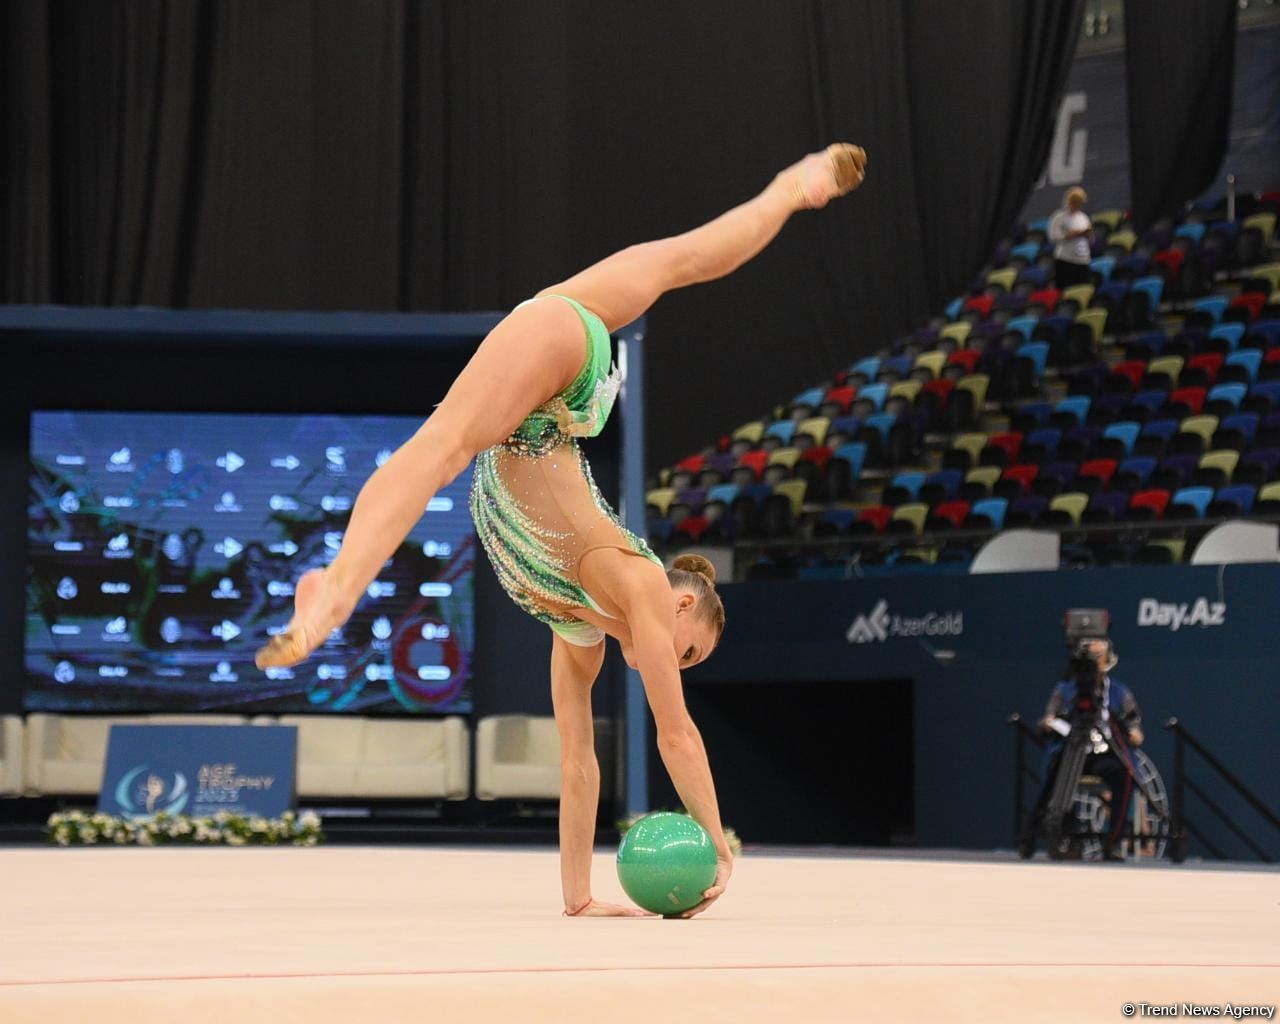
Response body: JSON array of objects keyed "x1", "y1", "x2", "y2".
[{"x1": 1048, "y1": 186, "x2": 1093, "y2": 289}]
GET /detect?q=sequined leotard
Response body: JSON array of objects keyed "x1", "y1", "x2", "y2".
[{"x1": 469, "y1": 294, "x2": 662, "y2": 647}]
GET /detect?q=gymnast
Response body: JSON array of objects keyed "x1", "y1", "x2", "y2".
[{"x1": 256, "y1": 143, "x2": 868, "y2": 916}]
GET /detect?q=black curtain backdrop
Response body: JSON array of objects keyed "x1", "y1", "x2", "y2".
[
  {"x1": 2, "y1": 0, "x2": 1080, "y2": 469},
  {"x1": 1124, "y1": 0, "x2": 1237, "y2": 231}
]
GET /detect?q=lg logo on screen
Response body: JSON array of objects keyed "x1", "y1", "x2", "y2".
[{"x1": 1136, "y1": 598, "x2": 1226, "y2": 632}]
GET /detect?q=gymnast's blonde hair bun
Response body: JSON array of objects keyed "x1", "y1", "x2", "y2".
[{"x1": 672, "y1": 553, "x2": 716, "y2": 586}]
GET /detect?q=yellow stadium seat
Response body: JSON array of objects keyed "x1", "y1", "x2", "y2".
[
  {"x1": 939, "y1": 321, "x2": 972, "y2": 347},
  {"x1": 1049, "y1": 492, "x2": 1089, "y2": 524},
  {"x1": 892, "y1": 502, "x2": 928, "y2": 534},
  {"x1": 646, "y1": 488, "x2": 677, "y2": 516},
  {"x1": 1259, "y1": 481, "x2": 1280, "y2": 503},
  {"x1": 1179, "y1": 415, "x2": 1219, "y2": 447},
  {"x1": 767, "y1": 446, "x2": 801, "y2": 469},
  {"x1": 956, "y1": 373, "x2": 990, "y2": 409},
  {"x1": 965, "y1": 466, "x2": 1002, "y2": 490},
  {"x1": 1092, "y1": 209, "x2": 1124, "y2": 231},
  {"x1": 1146, "y1": 539, "x2": 1185, "y2": 563},
  {"x1": 1244, "y1": 212, "x2": 1276, "y2": 248},
  {"x1": 774, "y1": 479, "x2": 808, "y2": 516},
  {"x1": 795, "y1": 416, "x2": 830, "y2": 446},
  {"x1": 1061, "y1": 283, "x2": 1095, "y2": 307},
  {"x1": 986, "y1": 268, "x2": 1017, "y2": 292},
  {"x1": 951, "y1": 432, "x2": 988, "y2": 464},
  {"x1": 914, "y1": 351, "x2": 947, "y2": 379},
  {"x1": 1198, "y1": 449, "x2": 1239, "y2": 480},
  {"x1": 890, "y1": 380, "x2": 922, "y2": 402},
  {"x1": 1075, "y1": 307, "x2": 1107, "y2": 344},
  {"x1": 1247, "y1": 262, "x2": 1280, "y2": 293},
  {"x1": 1107, "y1": 228, "x2": 1137, "y2": 253},
  {"x1": 1147, "y1": 355, "x2": 1184, "y2": 383},
  {"x1": 731, "y1": 421, "x2": 764, "y2": 444}
]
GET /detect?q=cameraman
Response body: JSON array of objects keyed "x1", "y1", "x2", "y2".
[{"x1": 1021, "y1": 638, "x2": 1144, "y2": 860}]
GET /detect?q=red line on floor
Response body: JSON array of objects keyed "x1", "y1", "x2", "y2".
[{"x1": 2, "y1": 962, "x2": 1277, "y2": 988}]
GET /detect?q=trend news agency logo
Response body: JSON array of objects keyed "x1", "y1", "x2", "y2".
[{"x1": 114, "y1": 765, "x2": 190, "y2": 817}]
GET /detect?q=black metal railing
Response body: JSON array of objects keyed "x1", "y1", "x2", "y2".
[
  {"x1": 1164, "y1": 717, "x2": 1280, "y2": 864},
  {"x1": 1008, "y1": 713, "x2": 1045, "y2": 843}
]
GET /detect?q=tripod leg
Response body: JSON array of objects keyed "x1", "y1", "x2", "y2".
[{"x1": 1044, "y1": 738, "x2": 1090, "y2": 860}]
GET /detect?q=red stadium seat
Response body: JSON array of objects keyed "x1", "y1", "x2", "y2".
[
  {"x1": 824, "y1": 385, "x2": 858, "y2": 413},
  {"x1": 1169, "y1": 387, "x2": 1206, "y2": 415},
  {"x1": 1230, "y1": 292, "x2": 1265, "y2": 321},
  {"x1": 965, "y1": 295, "x2": 995, "y2": 318},
  {"x1": 799, "y1": 445, "x2": 832, "y2": 468},
  {"x1": 1129, "y1": 489, "x2": 1171, "y2": 518},
  {"x1": 675, "y1": 515, "x2": 710, "y2": 542},
  {"x1": 1152, "y1": 248, "x2": 1185, "y2": 281},
  {"x1": 1110, "y1": 360, "x2": 1148, "y2": 391},
  {"x1": 986, "y1": 431, "x2": 1023, "y2": 461},
  {"x1": 738, "y1": 449, "x2": 769, "y2": 480},
  {"x1": 1078, "y1": 458, "x2": 1118, "y2": 484},
  {"x1": 1002, "y1": 464, "x2": 1040, "y2": 492},
  {"x1": 947, "y1": 349, "x2": 981, "y2": 375},
  {"x1": 1028, "y1": 287, "x2": 1060, "y2": 313},
  {"x1": 857, "y1": 506, "x2": 894, "y2": 533},
  {"x1": 930, "y1": 500, "x2": 970, "y2": 528},
  {"x1": 676, "y1": 454, "x2": 706, "y2": 474},
  {"x1": 1186, "y1": 352, "x2": 1223, "y2": 383}
]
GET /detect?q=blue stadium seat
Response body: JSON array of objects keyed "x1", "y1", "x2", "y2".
[
  {"x1": 765, "y1": 420, "x2": 796, "y2": 444},
  {"x1": 1209, "y1": 323, "x2": 1245, "y2": 351},
  {"x1": 1117, "y1": 456, "x2": 1157, "y2": 487},
  {"x1": 1102, "y1": 421, "x2": 1140, "y2": 456},
  {"x1": 832, "y1": 442, "x2": 868, "y2": 479},
  {"x1": 1174, "y1": 222, "x2": 1206, "y2": 246},
  {"x1": 1055, "y1": 395, "x2": 1091, "y2": 425},
  {"x1": 1213, "y1": 484, "x2": 1256, "y2": 514},
  {"x1": 792, "y1": 387, "x2": 825, "y2": 410},
  {"x1": 1225, "y1": 349, "x2": 1262, "y2": 383},
  {"x1": 1011, "y1": 242, "x2": 1041, "y2": 263},
  {"x1": 1017, "y1": 341, "x2": 1050, "y2": 378},
  {"x1": 1090, "y1": 256, "x2": 1115, "y2": 283},
  {"x1": 857, "y1": 383, "x2": 889, "y2": 412},
  {"x1": 862, "y1": 411, "x2": 897, "y2": 441},
  {"x1": 1192, "y1": 296, "x2": 1228, "y2": 324},
  {"x1": 969, "y1": 497, "x2": 1008, "y2": 529},
  {"x1": 1206, "y1": 382, "x2": 1246, "y2": 411},
  {"x1": 944, "y1": 297, "x2": 963, "y2": 321},
  {"x1": 850, "y1": 356, "x2": 881, "y2": 380},
  {"x1": 1218, "y1": 412, "x2": 1259, "y2": 446},
  {"x1": 1131, "y1": 275, "x2": 1164, "y2": 310},
  {"x1": 1170, "y1": 486, "x2": 1213, "y2": 517},
  {"x1": 888, "y1": 471, "x2": 926, "y2": 499},
  {"x1": 1005, "y1": 315, "x2": 1039, "y2": 343},
  {"x1": 706, "y1": 483, "x2": 740, "y2": 505}
]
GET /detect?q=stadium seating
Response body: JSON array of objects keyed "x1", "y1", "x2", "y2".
[{"x1": 650, "y1": 189, "x2": 1280, "y2": 574}]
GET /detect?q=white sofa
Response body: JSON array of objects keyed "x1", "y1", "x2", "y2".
[
  {"x1": 1, "y1": 716, "x2": 23, "y2": 797},
  {"x1": 475, "y1": 714, "x2": 613, "y2": 800},
  {"x1": 276, "y1": 716, "x2": 469, "y2": 799},
  {"x1": 23, "y1": 714, "x2": 248, "y2": 796}
]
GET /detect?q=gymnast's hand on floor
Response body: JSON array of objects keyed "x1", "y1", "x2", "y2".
[
  {"x1": 678, "y1": 855, "x2": 733, "y2": 919},
  {"x1": 564, "y1": 899, "x2": 655, "y2": 918}
]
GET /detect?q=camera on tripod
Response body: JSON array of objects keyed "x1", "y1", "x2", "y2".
[{"x1": 1062, "y1": 609, "x2": 1111, "y2": 740}]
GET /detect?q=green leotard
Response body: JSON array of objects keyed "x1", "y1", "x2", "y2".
[{"x1": 469, "y1": 294, "x2": 662, "y2": 646}]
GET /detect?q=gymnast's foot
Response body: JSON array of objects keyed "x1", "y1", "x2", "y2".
[
  {"x1": 254, "y1": 567, "x2": 354, "y2": 669},
  {"x1": 788, "y1": 143, "x2": 868, "y2": 210}
]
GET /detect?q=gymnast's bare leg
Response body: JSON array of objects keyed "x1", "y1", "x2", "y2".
[{"x1": 255, "y1": 144, "x2": 866, "y2": 668}]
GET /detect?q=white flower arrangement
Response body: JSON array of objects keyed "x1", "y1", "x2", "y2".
[{"x1": 47, "y1": 809, "x2": 323, "y2": 847}]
